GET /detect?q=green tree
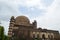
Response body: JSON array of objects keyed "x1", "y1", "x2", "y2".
[
  {"x1": 0, "y1": 26, "x2": 4, "y2": 40},
  {"x1": 4, "y1": 35, "x2": 9, "y2": 40},
  {"x1": 0, "y1": 26, "x2": 9, "y2": 40}
]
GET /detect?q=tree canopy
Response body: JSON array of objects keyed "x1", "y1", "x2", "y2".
[
  {"x1": 0, "y1": 26, "x2": 9, "y2": 40},
  {"x1": 0, "y1": 26, "x2": 4, "y2": 40}
]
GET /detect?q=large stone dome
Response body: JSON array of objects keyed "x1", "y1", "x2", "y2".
[{"x1": 15, "y1": 16, "x2": 30, "y2": 26}]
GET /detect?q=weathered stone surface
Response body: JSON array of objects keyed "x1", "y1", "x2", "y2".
[{"x1": 8, "y1": 16, "x2": 60, "y2": 40}]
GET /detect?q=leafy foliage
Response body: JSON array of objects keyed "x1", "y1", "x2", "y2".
[
  {"x1": 0, "y1": 26, "x2": 4, "y2": 40},
  {"x1": 4, "y1": 35, "x2": 9, "y2": 40},
  {"x1": 0, "y1": 26, "x2": 9, "y2": 40}
]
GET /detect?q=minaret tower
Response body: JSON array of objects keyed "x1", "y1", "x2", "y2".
[
  {"x1": 32, "y1": 20, "x2": 37, "y2": 29},
  {"x1": 8, "y1": 16, "x2": 15, "y2": 39}
]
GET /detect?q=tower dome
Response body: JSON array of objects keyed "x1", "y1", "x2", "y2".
[{"x1": 15, "y1": 16, "x2": 30, "y2": 26}]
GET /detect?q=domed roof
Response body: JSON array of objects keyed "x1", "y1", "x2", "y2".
[{"x1": 15, "y1": 16, "x2": 30, "y2": 26}]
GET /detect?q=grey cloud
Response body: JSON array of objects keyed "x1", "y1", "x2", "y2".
[
  {"x1": 0, "y1": 2, "x2": 20, "y2": 21},
  {"x1": 19, "y1": 6, "x2": 46, "y2": 19}
]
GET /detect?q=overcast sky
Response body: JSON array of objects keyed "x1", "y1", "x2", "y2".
[{"x1": 0, "y1": 0, "x2": 60, "y2": 35}]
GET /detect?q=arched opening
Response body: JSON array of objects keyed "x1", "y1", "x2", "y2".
[
  {"x1": 42, "y1": 34, "x2": 45, "y2": 40},
  {"x1": 33, "y1": 34, "x2": 40, "y2": 40},
  {"x1": 33, "y1": 34, "x2": 35, "y2": 40},
  {"x1": 37, "y1": 34, "x2": 39, "y2": 40},
  {"x1": 33, "y1": 34, "x2": 35, "y2": 38},
  {"x1": 48, "y1": 35, "x2": 50, "y2": 40},
  {"x1": 37, "y1": 34, "x2": 39, "y2": 38},
  {"x1": 51, "y1": 35, "x2": 54, "y2": 40}
]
